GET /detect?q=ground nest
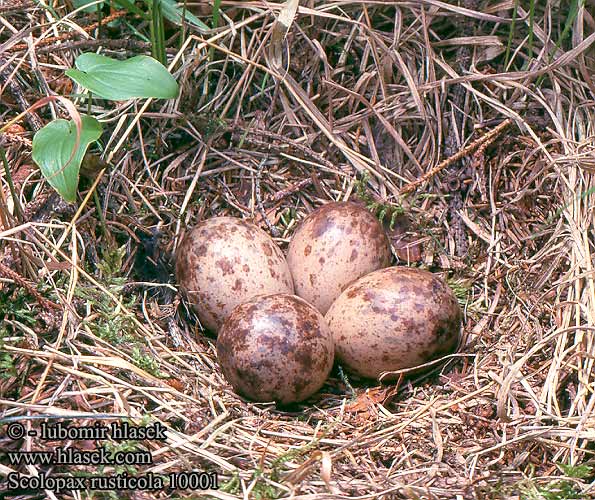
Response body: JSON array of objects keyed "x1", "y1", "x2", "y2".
[{"x1": 1, "y1": 0, "x2": 595, "y2": 499}]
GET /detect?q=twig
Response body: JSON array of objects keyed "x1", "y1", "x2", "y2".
[
  {"x1": 0, "y1": 60, "x2": 43, "y2": 132},
  {"x1": 399, "y1": 118, "x2": 512, "y2": 195},
  {"x1": 254, "y1": 159, "x2": 280, "y2": 237},
  {"x1": 440, "y1": 0, "x2": 479, "y2": 257},
  {"x1": 35, "y1": 38, "x2": 152, "y2": 55},
  {"x1": 8, "y1": 10, "x2": 129, "y2": 52},
  {"x1": 234, "y1": 127, "x2": 337, "y2": 172},
  {"x1": 0, "y1": 261, "x2": 61, "y2": 310},
  {"x1": 0, "y1": 146, "x2": 24, "y2": 222},
  {"x1": 0, "y1": 1, "x2": 35, "y2": 14},
  {"x1": 0, "y1": 130, "x2": 33, "y2": 148},
  {"x1": 265, "y1": 177, "x2": 314, "y2": 203}
]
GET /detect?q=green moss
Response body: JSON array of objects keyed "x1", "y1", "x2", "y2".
[
  {"x1": 355, "y1": 171, "x2": 405, "y2": 229},
  {"x1": 518, "y1": 463, "x2": 592, "y2": 500},
  {"x1": 131, "y1": 346, "x2": 163, "y2": 377}
]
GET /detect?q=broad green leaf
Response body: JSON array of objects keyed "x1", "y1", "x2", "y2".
[
  {"x1": 66, "y1": 54, "x2": 179, "y2": 100},
  {"x1": 32, "y1": 116, "x2": 103, "y2": 203},
  {"x1": 152, "y1": 0, "x2": 209, "y2": 31}
]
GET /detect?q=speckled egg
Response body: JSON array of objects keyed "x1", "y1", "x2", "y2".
[
  {"x1": 287, "y1": 201, "x2": 392, "y2": 314},
  {"x1": 176, "y1": 217, "x2": 294, "y2": 332},
  {"x1": 217, "y1": 294, "x2": 334, "y2": 404},
  {"x1": 325, "y1": 266, "x2": 462, "y2": 379}
]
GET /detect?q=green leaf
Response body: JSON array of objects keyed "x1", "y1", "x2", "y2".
[
  {"x1": 151, "y1": 0, "x2": 209, "y2": 31},
  {"x1": 66, "y1": 54, "x2": 179, "y2": 100},
  {"x1": 32, "y1": 116, "x2": 103, "y2": 203}
]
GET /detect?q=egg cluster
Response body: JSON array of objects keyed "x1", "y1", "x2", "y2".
[{"x1": 176, "y1": 202, "x2": 462, "y2": 404}]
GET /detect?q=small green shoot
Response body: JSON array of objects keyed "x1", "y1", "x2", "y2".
[
  {"x1": 337, "y1": 365, "x2": 356, "y2": 398},
  {"x1": 114, "y1": 0, "x2": 148, "y2": 17},
  {"x1": 536, "y1": 0, "x2": 585, "y2": 86},
  {"x1": 211, "y1": 0, "x2": 222, "y2": 28},
  {"x1": 72, "y1": 0, "x2": 103, "y2": 13},
  {"x1": 149, "y1": 0, "x2": 167, "y2": 65}
]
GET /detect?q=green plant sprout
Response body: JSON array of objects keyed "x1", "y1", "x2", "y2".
[
  {"x1": 28, "y1": 52, "x2": 179, "y2": 203},
  {"x1": 19, "y1": 0, "x2": 209, "y2": 204}
]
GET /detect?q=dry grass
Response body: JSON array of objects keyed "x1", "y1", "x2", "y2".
[{"x1": 1, "y1": 0, "x2": 595, "y2": 498}]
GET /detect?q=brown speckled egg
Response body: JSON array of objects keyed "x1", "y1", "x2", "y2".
[
  {"x1": 287, "y1": 201, "x2": 391, "y2": 314},
  {"x1": 217, "y1": 294, "x2": 334, "y2": 404},
  {"x1": 325, "y1": 267, "x2": 462, "y2": 379},
  {"x1": 176, "y1": 217, "x2": 294, "y2": 332}
]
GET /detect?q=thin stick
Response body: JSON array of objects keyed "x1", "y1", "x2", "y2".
[
  {"x1": 255, "y1": 159, "x2": 280, "y2": 237},
  {"x1": 0, "y1": 146, "x2": 24, "y2": 222},
  {"x1": 265, "y1": 177, "x2": 313, "y2": 203},
  {"x1": 8, "y1": 10, "x2": 130, "y2": 52},
  {"x1": 0, "y1": 261, "x2": 61, "y2": 310},
  {"x1": 399, "y1": 119, "x2": 512, "y2": 195}
]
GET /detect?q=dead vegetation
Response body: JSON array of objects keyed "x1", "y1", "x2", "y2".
[{"x1": 1, "y1": 0, "x2": 595, "y2": 498}]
